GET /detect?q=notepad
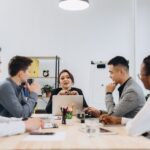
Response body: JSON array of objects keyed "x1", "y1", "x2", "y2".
[{"x1": 32, "y1": 114, "x2": 61, "y2": 120}]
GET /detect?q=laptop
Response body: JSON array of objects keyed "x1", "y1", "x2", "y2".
[{"x1": 52, "y1": 95, "x2": 83, "y2": 116}]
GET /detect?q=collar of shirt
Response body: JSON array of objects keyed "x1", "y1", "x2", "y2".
[
  {"x1": 118, "y1": 77, "x2": 131, "y2": 97},
  {"x1": 7, "y1": 78, "x2": 22, "y2": 95}
]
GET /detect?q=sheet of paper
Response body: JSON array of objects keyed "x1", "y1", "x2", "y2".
[
  {"x1": 23, "y1": 132, "x2": 66, "y2": 141},
  {"x1": 32, "y1": 114, "x2": 61, "y2": 120},
  {"x1": 32, "y1": 114, "x2": 51, "y2": 119}
]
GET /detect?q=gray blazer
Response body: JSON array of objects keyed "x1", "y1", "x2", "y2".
[
  {"x1": 0, "y1": 78, "x2": 37, "y2": 118},
  {"x1": 105, "y1": 78, "x2": 146, "y2": 118}
]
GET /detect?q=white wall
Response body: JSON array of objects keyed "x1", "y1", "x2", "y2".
[
  {"x1": 0, "y1": 0, "x2": 136, "y2": 107},
  {"x1": 136, "y1": 0, "x2": 150, "y2": 95}
]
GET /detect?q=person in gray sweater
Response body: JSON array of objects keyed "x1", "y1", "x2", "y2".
[
  {"x1": 0, "y1": 56, "x2": 40, "y2": 118},
  {"x1": 85, "y1": 56, "x2": 146, "y2": 118}
]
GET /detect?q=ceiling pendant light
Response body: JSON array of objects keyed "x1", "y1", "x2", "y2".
[{"x1": 59, "y1": 0, "x2": 89, "y2": 11}]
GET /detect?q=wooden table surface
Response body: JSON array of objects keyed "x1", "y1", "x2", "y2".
[{"x1": 0, "y1": 116, "x2": 150, "y2": 149}]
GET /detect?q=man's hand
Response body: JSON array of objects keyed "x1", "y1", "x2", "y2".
[
  {"x1": 24, "y1": 118, "x2": 44, "y2": 132},
  {"x1": 27, "y1": 82, "x2": 40, "y2": 94},
  {"x1": 105, "y1": 83, "x2": 117, "y2": 93},
  {"x1": 84, "y1": 107, "x2": 101, "y2": 117},
  {"x1": 99, "y1": 114, "x2": 121, "y2": 125}
]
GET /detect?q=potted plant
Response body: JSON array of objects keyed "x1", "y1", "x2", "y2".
[{"x1": 41, "y1": 84, "x2": 53, "y2": 97}]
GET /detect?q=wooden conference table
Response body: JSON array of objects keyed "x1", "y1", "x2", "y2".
[{"x1": 0, "y1": 115, "x2": 150, "y2": 149}]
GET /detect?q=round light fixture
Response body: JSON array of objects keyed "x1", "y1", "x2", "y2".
[{"x1": 59, "y1": 0, "x2": 89, "y2": 11}]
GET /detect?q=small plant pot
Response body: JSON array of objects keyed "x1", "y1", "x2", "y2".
[{"x1": 46, "y1": 92, "x2": 51, "y2": 97}]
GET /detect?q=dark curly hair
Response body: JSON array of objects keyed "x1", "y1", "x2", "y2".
[{"x1": 143, "y1": 55, "x2": 150, "y2": 76}]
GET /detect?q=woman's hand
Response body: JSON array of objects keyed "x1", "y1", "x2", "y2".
[
  {"x1": 58, "y1": 90, "x2": 79, "y2": 95},
  {"x1": 58, "y1": 90, "x2": 69, "y2": 95},
  {"x1": 69, "y1": 90, "x2": 79, "y2": 95}
]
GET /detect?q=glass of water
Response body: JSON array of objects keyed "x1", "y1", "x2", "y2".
[
  {"x1": 85, "y1": 118, "x2": 99, "y2": 137},
  {"x1": 48, "y1": 114, "x2": 55, "y2": 124}
]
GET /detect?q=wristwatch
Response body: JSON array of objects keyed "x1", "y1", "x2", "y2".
[{"x1": 106, "y1": 92, "x2": 112, "y2": 95}]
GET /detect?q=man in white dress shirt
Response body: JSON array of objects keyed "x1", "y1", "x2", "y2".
[
  {"x1": 100, "y1": 55, "x2": 150, "y2": 136},
  {"x1": 0, "y1": 117, "x2": 43, "y2": 137},
  {"x1": 0, "y1": 52, "x2": 43, "y2": 137}
]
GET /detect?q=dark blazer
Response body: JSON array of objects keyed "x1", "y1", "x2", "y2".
[{"x1": 45, "y1": 87, "x2": 88, "y2": 113}]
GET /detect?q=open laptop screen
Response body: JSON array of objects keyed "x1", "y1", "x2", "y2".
[{"x1": 52, "y1": 95, "x2": 83, "y2": 116}]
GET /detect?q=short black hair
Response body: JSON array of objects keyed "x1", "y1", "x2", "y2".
[
  {"x1": 59, "y1": 69, "x2": 74, "y2": 84},
  {"x1": 8, "y1": 56, "x2": 33, "y2": 76},
  {"x1": 143, "y1": 55, "x2": 150, "y2": 76},
  {"x1": 108, "y1": 56, "x2": 129, "y2": 70}
]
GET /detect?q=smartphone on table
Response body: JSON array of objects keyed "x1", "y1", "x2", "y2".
[{"x1": 30, "y1": 132, "x2": 55, "y2": 135}]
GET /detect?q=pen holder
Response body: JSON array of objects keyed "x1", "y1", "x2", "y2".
[{"x1": 61, "y1": 107, "x2": 67, "y2": 124}]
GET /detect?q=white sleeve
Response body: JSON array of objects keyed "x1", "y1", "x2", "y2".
[
  {"x1": 125, "y1": 97, "x2": 150, "y2": 136},
  {"x1": 121, "y1": 117, "x2": 131, "y2": 125},
  {"x1": 0, "y1": 121, "x2": 25, "y2": 137},
  {"x1": 0, "y1": 116, "x2": 22, "y2": 123}
]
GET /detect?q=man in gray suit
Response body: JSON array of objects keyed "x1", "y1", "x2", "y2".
[
  {"x1": 0, "y1": 56, "x2": 40, "y2": 118},
  {"x1": 85, "y1": 56, "x2": 145, "y2": 118},
  {"x1": 0, "y1": 52, "x2": 43, "y2": 136},
  {"x1": 99, "y1": 55, "x2": 150, "y2": 136}
]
